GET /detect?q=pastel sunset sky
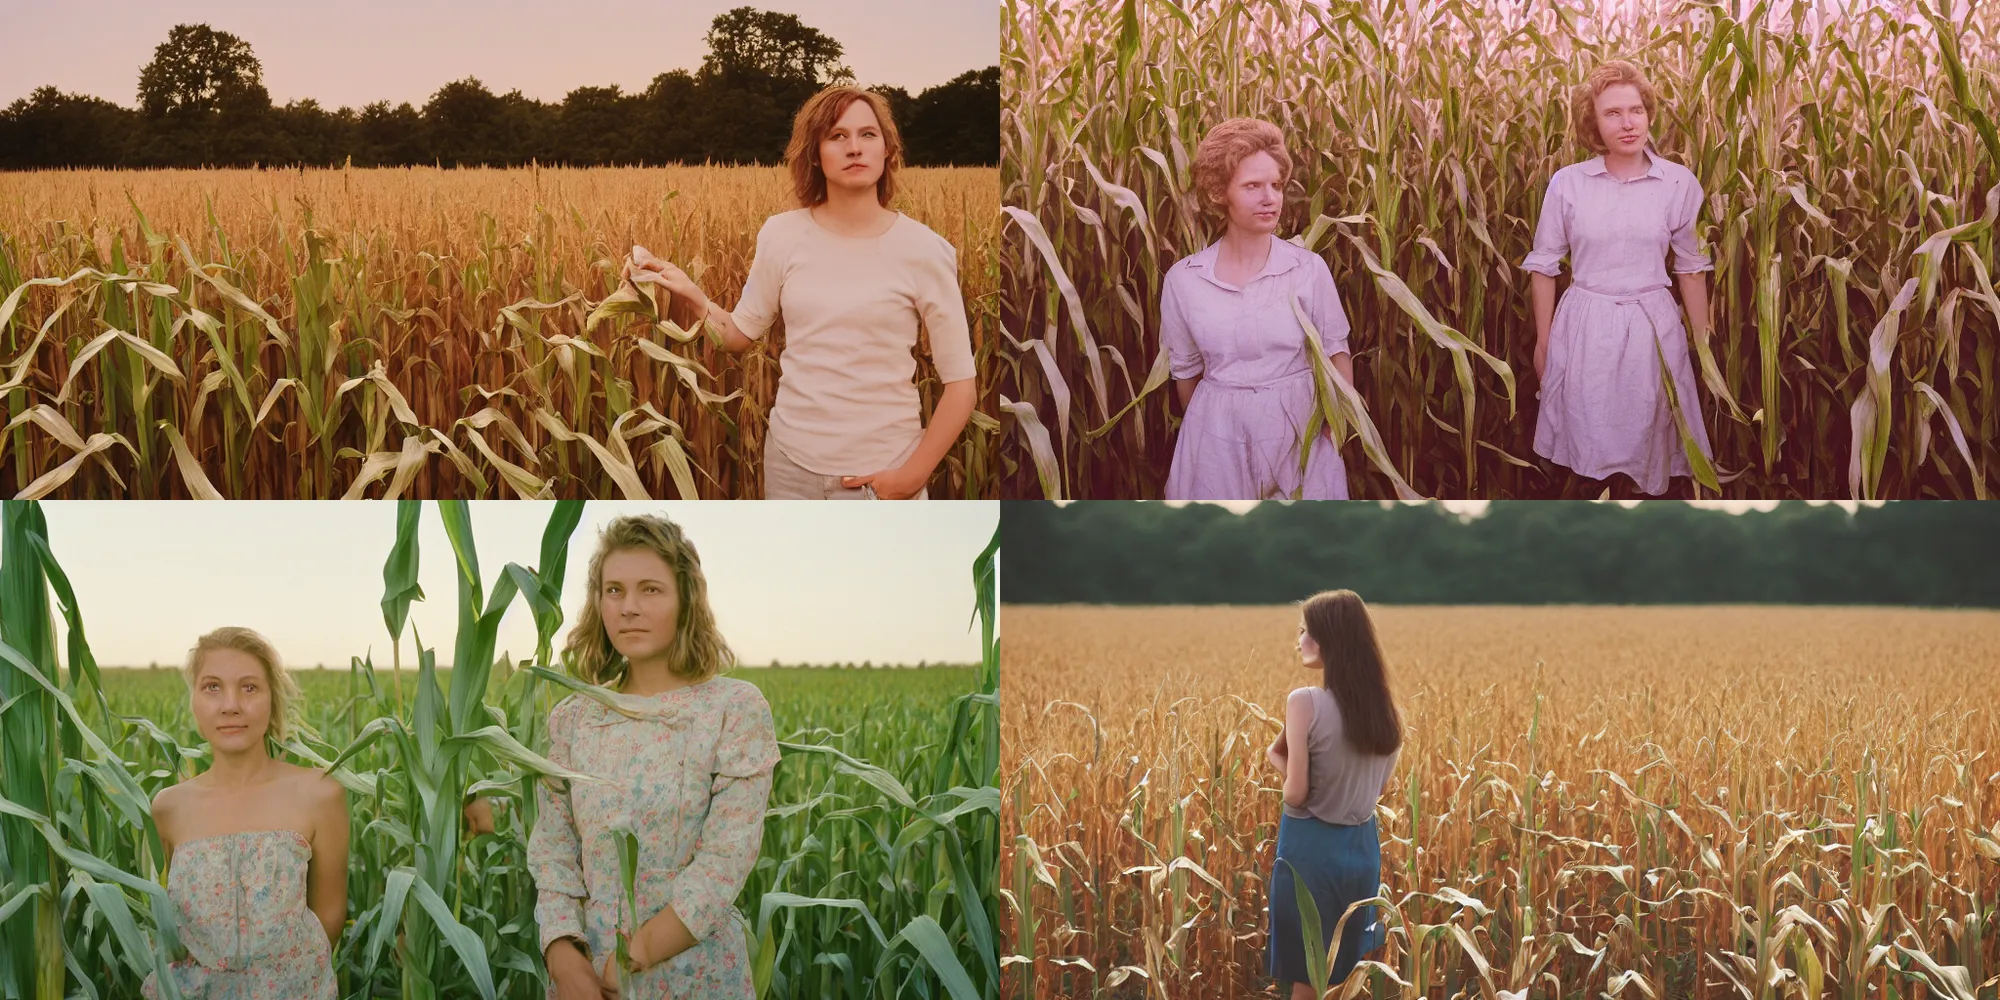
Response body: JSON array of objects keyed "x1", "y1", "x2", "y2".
[{"x1": 1, "y1": 0, "x2": 998, "y2": 108}]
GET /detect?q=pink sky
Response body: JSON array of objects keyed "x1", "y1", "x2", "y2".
[{"x1": 1, "y1": 0, "x2": 998, "y2": 109}]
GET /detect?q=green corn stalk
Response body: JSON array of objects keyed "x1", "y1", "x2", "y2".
[{"x1": 0, "y1": 501, "x2": 66, "y2": 1000}]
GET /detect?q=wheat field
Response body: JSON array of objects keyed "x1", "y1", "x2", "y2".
[
  {"x1": 1002, "y1": 604, "x2": 2000, "y2": 999},
  {"x1": 999, "y1": 0, "x2": 1997, "y2": 500},
  {"x1": 0, "y1": 165, "x2": 1000, "y2": 499}
]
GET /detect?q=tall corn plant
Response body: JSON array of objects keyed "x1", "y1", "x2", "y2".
[
  {"x1": 0, "y1": 501, "x2": 186, "y2": 1000},
  {"x1": 327, "y1": 499, "x2": 589, "y2": 1000},
  {"x1": 1000, "y1": 0, "x2": 1997, "y2": 499},
  {"x1": 0, "y1": 502, "x2": 63, "y2": 999}
]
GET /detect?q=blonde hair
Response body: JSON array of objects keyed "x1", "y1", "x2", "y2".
[
  {"x1": 1571, "y1": 60, "x2": 1659, "y2": 155},
  {"x1": 561, "y1": 514, "x2": 734, "y2": 689},
  {"x1": 183, "y1": 627, "x2": 300, "y2": 744},
  {"x1": 786, "y1": 86, "x2": 904, "y2": 208},
  {"x1": 1191, "y1": 117, "x2": 1293, "y2": 215}
]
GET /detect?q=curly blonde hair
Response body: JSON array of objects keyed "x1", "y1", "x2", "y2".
[
  {"x1": 787, "y1": 86, "x2": 904, "y2": 208},
  {"x1": 1191, "y1": 117, "x2": 1292, "y2": 216},
  {"x1": 1571, "y1": 60, "x2": 1659, "y2": 155},
  {"x1": 561, "y1": 514, "x2": 734, "y2": 689},
  {"x1": 183, "y1": 627, "x2": 301, "y2": 744}
]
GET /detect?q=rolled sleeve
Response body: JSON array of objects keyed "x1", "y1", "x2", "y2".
[
  {"x1": 729, "y1": 218, "x2": 785, "y2": 341},
  {"x1": 1669, "y1": 176, "x2": 1714, "y2": 274},
  {"x1": 1160, "y1": 270, "x2": 1204, "y2": 380},
  {"x1": 661, "y1": 686, "x2": 779, "y2": 942},
  {"x1": 915, "y1": 238, "x2": 976, "y2": 383},
  {"x1": 528, "y1": 699, "x2": 590, "y2": 957},
  {"x1": 1520, "y1": 174, "x2": 1569, "y2": 277}
]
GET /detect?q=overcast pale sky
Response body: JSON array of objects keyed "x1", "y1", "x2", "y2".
[
  {"x1": 37, "y1": 501, "x2": 996, "y2": 669},
  {"x1": 0, "y1": 0, "x2": 998, "y2": 109}
]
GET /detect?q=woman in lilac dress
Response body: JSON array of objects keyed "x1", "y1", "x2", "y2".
[
  {"x1": 1161, "y1": 118, "x2": 1355, "y2": 500},
  {"x1": 531, "y1": 513, "x2": 779, "y2": 1000},
  {"x1": 144, "y1": 628, "x2": 348, "y2": 1000},
  {"x1": 1521, "y1": 60, "x2": 1715, "y2": 497}
]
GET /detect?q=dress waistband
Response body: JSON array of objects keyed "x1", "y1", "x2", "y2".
[
  {"x1": 1566, "y1": 282, "x2": 1673, "y2": 304},
  {"x1": 1202, "y1": 367, "x2": 1316, "y2": 392}
]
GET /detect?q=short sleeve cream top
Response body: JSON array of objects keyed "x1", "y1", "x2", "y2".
[{"x1": 729, "y1": 209, "x2": 977, "y2": 474}]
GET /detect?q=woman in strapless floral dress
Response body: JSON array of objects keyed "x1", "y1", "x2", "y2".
[
  {"x1": 143, "y1": 627, "x2": 350, "y2": 1000},
  {"x1": 530, "y1": 513, "x2": 779, "y2": 1000}
]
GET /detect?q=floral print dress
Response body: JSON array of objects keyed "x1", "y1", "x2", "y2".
[
  {"x1": 529, "y1": 676, "x2": 780, "y2": 1000},
  {"x1": 140, "y1": 829, "x2": 337, "y2": 1000}
]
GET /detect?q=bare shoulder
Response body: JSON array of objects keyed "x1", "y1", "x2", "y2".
[
  {"x1": 1285, "y1": 687, "x2": 1317, "y2": 720},
  {"x1": 149, "y1": 780, "x2": 189, "y2": 827},
  {"x1": 281, "y1": 762, "x2": 346, "y2": 807}
]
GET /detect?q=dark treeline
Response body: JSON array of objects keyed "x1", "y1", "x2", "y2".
[
  {"x1": 1001, "y1": 501, "x2": 2000, "y2": 606},
  {"x1": 0, "y1": 9, "x2": 999, "y2": 170}
]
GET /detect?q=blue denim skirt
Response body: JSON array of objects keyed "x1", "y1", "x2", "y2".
[{"x1": 1267, "y1": 812, "x2": 1385, "y2": 985}]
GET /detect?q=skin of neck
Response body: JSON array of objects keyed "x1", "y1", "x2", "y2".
[
  {"x1": 1218, "y1": 222, "x2": 1271, "y2": 266},
  {"x1": 203, "y1": 739, "x2": 277, "y2": 786},
  {"x1": 622, "y1": 656, "x2": 696, "y2": 696},
  {"x1": 1603, "y1": 143, "x2": 1650, "y2": 175},
  {"x1": 816, "y1": 178, "x2": 890, "y2": 227}
]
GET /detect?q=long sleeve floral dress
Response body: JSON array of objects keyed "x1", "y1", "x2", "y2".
[{"x1": 529, "y1": 676, "x2": 780, "y2": 1000}]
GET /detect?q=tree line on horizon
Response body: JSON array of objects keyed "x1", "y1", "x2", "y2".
[
  {"x1": 0, "y1": 8, "x2": 999, "y2": 170},
  {"x1": 1000, "y1": 501, "x2": 2000, "y2": 606}
]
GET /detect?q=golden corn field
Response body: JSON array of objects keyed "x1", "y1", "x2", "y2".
[
  {"x1": 1003, "y1": 604, "x2": 2000, "y2": 999},
  {"x1": 999, "y1": 0, "x2": 1999, "y2": 500},
  {"x1": 0, "y1": 165, "x2": 1001, "y2": 498}
]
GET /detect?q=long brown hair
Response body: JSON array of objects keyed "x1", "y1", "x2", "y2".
[
  {"x1": 561, "y1": 514, "x2": 734, "y2": 689},
  {"x1": 1300, "y1": 590, "x2": 1402, "y2": 755}
]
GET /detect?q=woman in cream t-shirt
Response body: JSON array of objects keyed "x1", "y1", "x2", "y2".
[{"x1": 630, "y1": 86, "x2": 977, "y2": 499}]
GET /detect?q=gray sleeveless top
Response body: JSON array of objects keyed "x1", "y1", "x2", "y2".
[{"x1": 1284, "y1": 686, "x2": 1398, "y2": 826}]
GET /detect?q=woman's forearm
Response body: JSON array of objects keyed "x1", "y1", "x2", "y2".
[
  {"x1": 1530, "y1": 273, "x2": 1557, "y2": 346},
  {"x1": 634, "y1": 904, "x2": 698, "y2": 968},
  {"x1": 316, "y1": 903, "x2": 343, "y2": 946},
  {"x1": 1676, "y1": 270, "x2": 1710, "y2": 339},
  {"x1": 1332, "y1": 351, "x2": 1354, "y2": 388},
  {"x1": 901, "y1": 379, "x2": 977, "y2": 483},
  {"x1": 690, "y1": 297, "x2": 758, "y2": 353},
  {"x1": 1175, "y1": 376, "x2": 1200, "y2": 409}
]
